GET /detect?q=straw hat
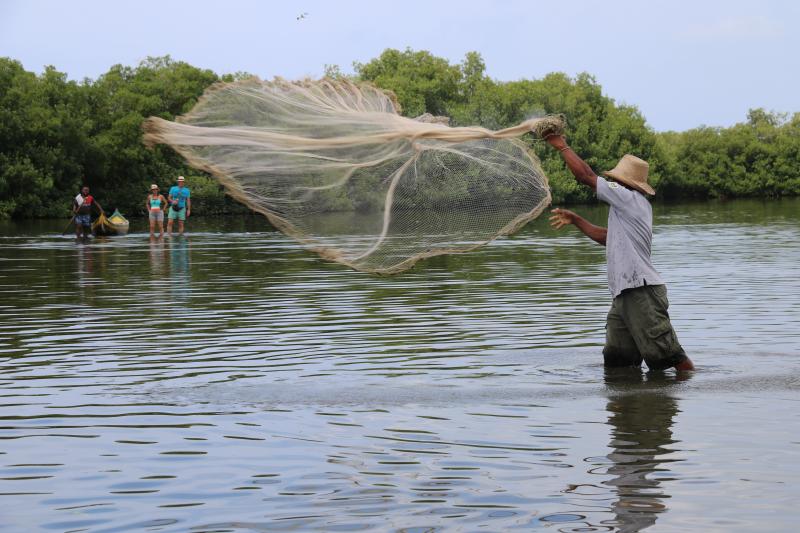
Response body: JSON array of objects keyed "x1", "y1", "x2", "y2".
[
  {"x1": 150, "y1": 184, "x2": 159, "y2": 190},
  {"x1": 602, "y1": 155, "x2": 655, "y2": 196},
  {"x1": 177, "y1": 176, "x2": 185, "y2": 182}
]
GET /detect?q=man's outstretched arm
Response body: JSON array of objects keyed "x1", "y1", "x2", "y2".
[
  {"x1": 549, "y1": 208, "x2": 607, "y2": 246},
  {"x1": 544, "y1": 135, "x2": 598, "y2": 191}
]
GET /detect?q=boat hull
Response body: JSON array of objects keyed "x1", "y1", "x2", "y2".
[
  {"x1": 94, "y1": 222, "x2": 129, "y2": 236},
  {"x1": 92, "y1": 210, "x2": 130, "y2": 236}
]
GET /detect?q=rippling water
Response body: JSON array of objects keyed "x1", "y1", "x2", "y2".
[{"x1": 1, "y1": 199, "x2": 799, "y2": 532}]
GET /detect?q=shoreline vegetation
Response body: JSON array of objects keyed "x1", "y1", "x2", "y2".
[{"x1": 2, "y1": 50, "x2": 799, "y2": 220}]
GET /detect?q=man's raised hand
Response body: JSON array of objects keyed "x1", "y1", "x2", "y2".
[{"x1": 544, "y1": 134, "x2": 568, "y2": 151}]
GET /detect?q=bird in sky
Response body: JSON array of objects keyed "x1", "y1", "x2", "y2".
[{"x1": 296, "y1": 12, "x2": 309, "y2": 21}]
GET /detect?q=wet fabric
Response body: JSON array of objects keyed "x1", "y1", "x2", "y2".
[{"x1": 603, "y1": 284, "x2": 687, "y2": 370}]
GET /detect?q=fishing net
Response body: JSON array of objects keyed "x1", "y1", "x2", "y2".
[{"x1": 143, "y1": 78, "x2": 562, "y2": 273}]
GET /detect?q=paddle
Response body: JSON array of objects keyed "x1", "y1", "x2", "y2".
[{"x1": 61, "y1": 214, "x2": 77, "y2": 235}]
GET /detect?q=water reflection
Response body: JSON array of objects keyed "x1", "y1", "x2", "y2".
[
  {"x1": 75, "y1": 242, "x2": 99, "y2": 307},
  {"x1": 167, "y1": 237, "x2": 191, "y2": 303},
  {"x1": 76, "y1": 242, "x2": 94, "y2": 282},
  {"x1": 599, "y1": 370, "x2": 683, "y2": 533},
  {"x1": 149, "y1": 236, "x2": 167, "y2": 277}
]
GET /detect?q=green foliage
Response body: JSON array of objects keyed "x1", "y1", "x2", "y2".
[
  {"x1": 0, "y1": 60, "x2": 90, "y2": 217},
  {"x1": 658, "y1": 109, "x2": 800, "y2": 199},
  {"x1": 85, "y1": 56, "x2": 220, "y2": 212},
  {"x1": 183, "y1": 175, "x2": 250, "y2": 215},
  {"x1": 0, "y1": 56, "x2": 225, "y2": 219},
  {"x1": 356, "y1": 51, "x2": 667, "y2": 204},
  {"x1": 0, "y1": 50, "x2": 798, "y2": 220},
  {"x1": 356, "y1": 49, "x2": 799, "y2": 205},
  {"x1": 355, "y1": 48, "x2": 463, "y2": 116}
]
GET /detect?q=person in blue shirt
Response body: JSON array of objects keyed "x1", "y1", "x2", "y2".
[{"x1": 167, "y1": 176, "x2": 191, "y2": 236}]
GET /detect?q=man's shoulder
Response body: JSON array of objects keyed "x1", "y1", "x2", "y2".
[
  {"x1": 596, "y1": 176, "x2": 616, "y2": 202},
  {"x1": 598, "y1": 176, "x2": 642, "y2": 207}
]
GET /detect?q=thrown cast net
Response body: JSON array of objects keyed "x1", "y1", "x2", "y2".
[{"x1": 143, "y1": 78, "x2": 562, "y2": 273}]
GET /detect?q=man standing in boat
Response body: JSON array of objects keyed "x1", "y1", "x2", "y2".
[
  {"x1": 543, "y1": 134, "x2": 694, "y2": 373},
  {"x1": 72, "y1": 185, "x2": 104, "y2": 239},
  {"x1": 167, "y1": 176, "x2": 191, "y2": 236}
]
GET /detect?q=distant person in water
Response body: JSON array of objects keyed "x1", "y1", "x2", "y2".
[
  {"x1": 543, "y1": 133, "x2": 694, "y2": 372},
  {"x1": 167, "y1": 176, "x2": 191, "y2": 236},
  {"x1": 146, "y1": 184, "x2": 167, "y2": 238},
  {"x1": 72, "y1": 185, "x2": 104, "y2": 239}
]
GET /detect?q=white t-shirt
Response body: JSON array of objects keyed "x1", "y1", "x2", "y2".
[{"x1": 596, "y1": 177, "x2": 663, "y2": 298}]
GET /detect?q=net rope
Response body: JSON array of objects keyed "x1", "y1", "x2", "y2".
[{"x1": 143, "y1": 77, "x2": 563, "y2": 273}]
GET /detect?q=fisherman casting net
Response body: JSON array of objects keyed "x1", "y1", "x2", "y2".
[{"x1": 143, "y1": 78, "x2": 563, "y2": 273}]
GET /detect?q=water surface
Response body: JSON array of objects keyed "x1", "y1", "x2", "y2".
[{"x1": 1, "y1": 199, "x2": 798, "y2": 532}]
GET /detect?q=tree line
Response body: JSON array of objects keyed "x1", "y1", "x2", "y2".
[{"x1": 1, "y1": 50, "x2": 798, "y2": 219}]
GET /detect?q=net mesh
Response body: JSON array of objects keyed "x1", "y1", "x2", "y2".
[{"x1": 143, "y1": 78, "x2": 562, "y2": 273}]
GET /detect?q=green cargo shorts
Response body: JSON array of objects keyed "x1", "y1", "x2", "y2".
[{"x1": 603, "y1": 284, "x2": 688, "y2": 371}]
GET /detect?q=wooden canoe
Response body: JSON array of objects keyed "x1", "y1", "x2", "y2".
[{"x1": 93, "y1": 209, "x2": 130, "y2": 236}]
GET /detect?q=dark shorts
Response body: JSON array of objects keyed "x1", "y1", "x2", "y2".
[
  {"x1": 603, "y1": 284, "x2": 688, "y2": 371},
  {"x1": 75, "y1": 214, "x2": 91, "y2": 226}
]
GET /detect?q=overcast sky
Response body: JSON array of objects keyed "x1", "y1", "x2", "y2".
[{"x1": 2, "y1": 0, "x2": 798, "y2": 131}]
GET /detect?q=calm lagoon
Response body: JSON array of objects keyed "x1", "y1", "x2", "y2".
[{"x1": 1, "y1": 199, "x2": 798, "y2": 532}]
